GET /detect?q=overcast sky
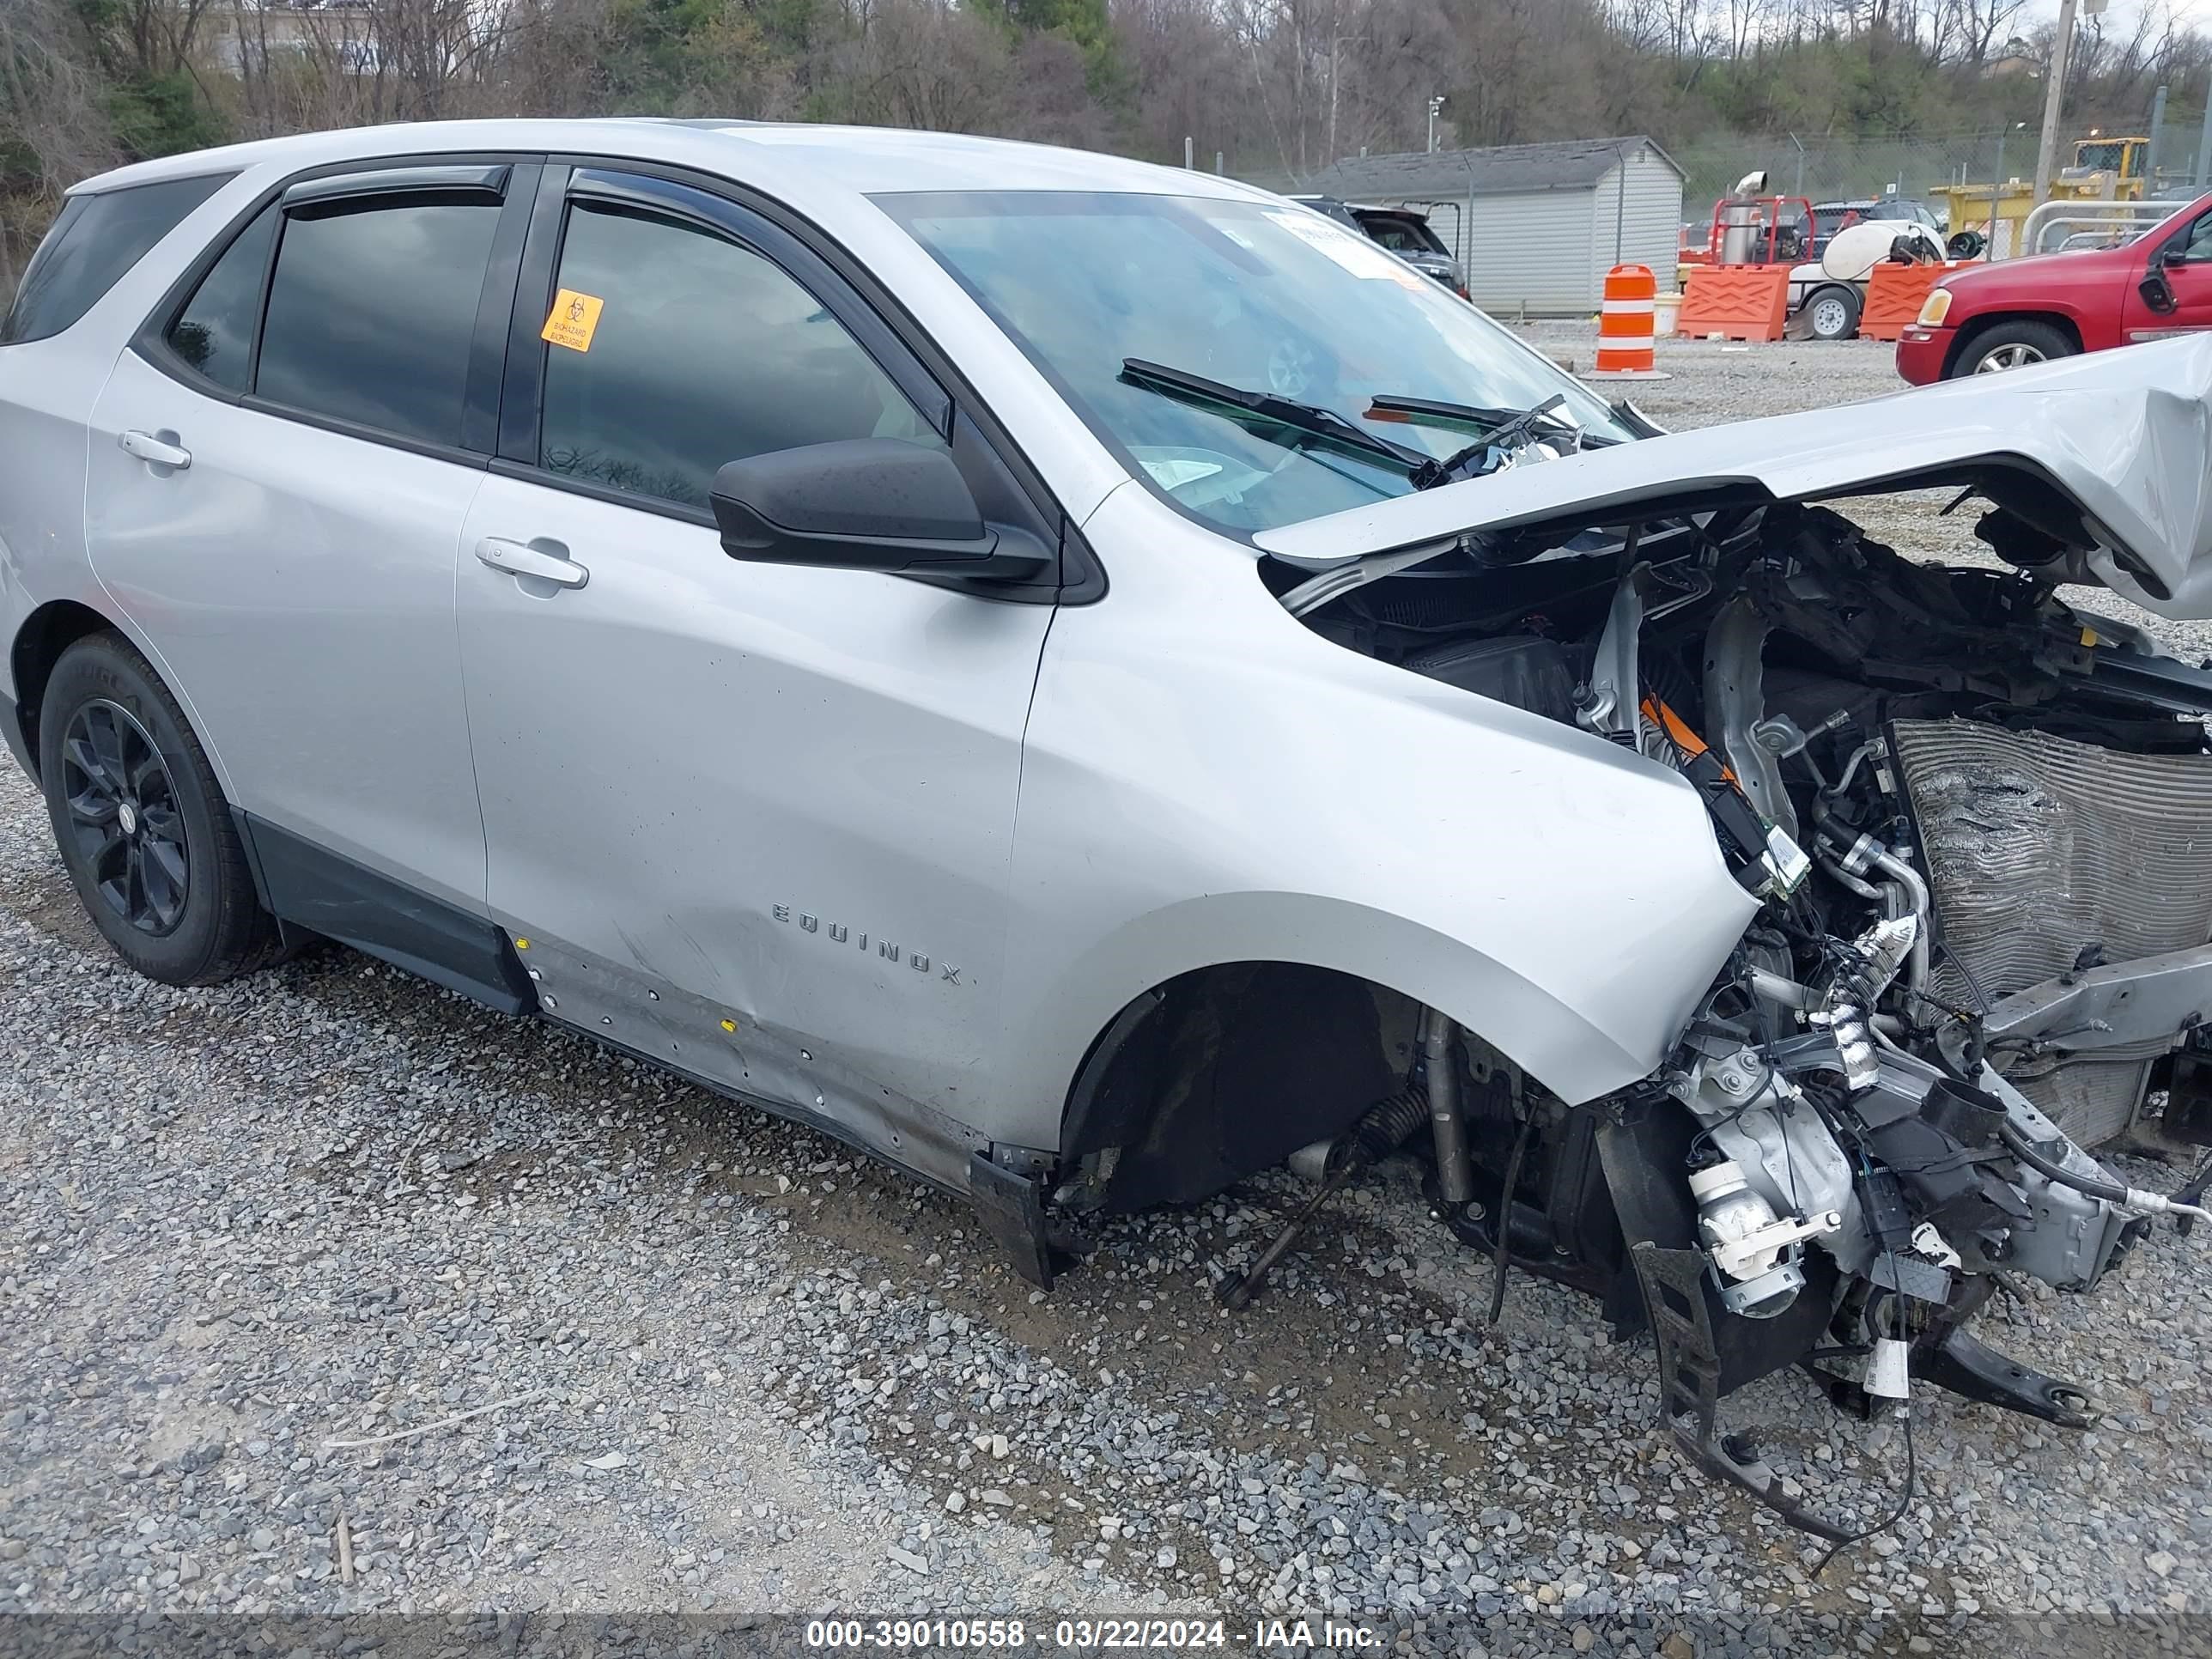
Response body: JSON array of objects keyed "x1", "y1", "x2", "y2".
[{"x1": 2027, "y1": 0, "x2": 2212, "y2": 27}]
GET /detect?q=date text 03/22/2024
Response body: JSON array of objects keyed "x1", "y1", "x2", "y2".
[{"x1": 803, "y1": 1620, "x2": 1387, "y2": 1650}]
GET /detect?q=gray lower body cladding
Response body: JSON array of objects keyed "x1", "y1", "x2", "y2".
[{"x1": 1893, "y1": 716, "x2": 2212, "y2": 1145}]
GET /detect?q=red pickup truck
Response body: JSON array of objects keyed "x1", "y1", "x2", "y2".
[{"x1": 1896, "y1": 191, "x2": 2212, "y2": 381}]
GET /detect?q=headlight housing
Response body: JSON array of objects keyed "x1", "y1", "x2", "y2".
[{"x1": 1916, "y1": 287, "x2": 1954, "y2": 327}]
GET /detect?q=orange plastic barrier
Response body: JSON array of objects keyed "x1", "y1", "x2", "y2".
[
  {"x1": 1594, "y1": 264, "x2": 1657, "y2": 374},
  {"x1": 1859, "y1": 260, "x2": 1953, "y2": 341},
  {"x1": 1675, "y1": 265, "x2": 1790, "y2": 343}
]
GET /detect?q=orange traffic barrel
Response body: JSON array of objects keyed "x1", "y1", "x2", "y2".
[{"x1": 1592, "y1": 264, "x2": 1668, "y2": 379}]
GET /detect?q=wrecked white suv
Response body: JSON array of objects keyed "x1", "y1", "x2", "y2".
[{"x1": 4, "y1": 121, "x2": 2210, "y2": 1539}]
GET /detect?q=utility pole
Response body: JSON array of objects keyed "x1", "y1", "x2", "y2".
[
  {"x1": 2033, "y1": 0, "x2": 2101, "y2": 206},
  {"x1": 1327, "y1": 34, "x2": 1340, "y2": 169}
]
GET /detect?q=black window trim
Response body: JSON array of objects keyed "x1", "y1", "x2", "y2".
[
  {"x1": 282, "y1": 163, "x2": 511, "y2": 210},
  {"x1": 130, "y1": 152, "x2": 543, "y2": 471},
  {"x1": 499, "y1": 153, "x2": 1101, "y2": 605}
]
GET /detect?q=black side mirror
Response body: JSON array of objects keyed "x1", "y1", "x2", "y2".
[
  {"x1": 2141, "y1": 258, "x2": 2179, "y2": 314},
  {"x1": 711, "y1": 439, "x2": 1053, "y2": 579}
]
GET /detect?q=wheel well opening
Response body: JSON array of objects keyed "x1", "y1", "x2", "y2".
[
  {"x1": 1054, "y1": 962, "x2": 1423, "y2": 1213},
  {"x1": 9, "y1": 599, "x2": 114, "y2": 780},
  {"x1": 1947, "y1": 309, "x2": 2081, "y2": 372}
]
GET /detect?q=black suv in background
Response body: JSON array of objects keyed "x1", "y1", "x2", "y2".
[{"x1": 1287, "y1": 195, "x2": 1467, "y2": 296}]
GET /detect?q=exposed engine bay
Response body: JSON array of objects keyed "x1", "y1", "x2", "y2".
[{"x1": 1215, "y1": 487, "x2": 2212, "y2": 1543}]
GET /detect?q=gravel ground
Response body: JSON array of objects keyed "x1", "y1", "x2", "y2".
[{"x1": 4, "y1": 336, "x2": 2212, "y2": 1657}]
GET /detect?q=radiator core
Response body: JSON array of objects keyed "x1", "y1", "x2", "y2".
[{"x1": 1892, "y1": 717, "x2": 2212, "y2": 1146}]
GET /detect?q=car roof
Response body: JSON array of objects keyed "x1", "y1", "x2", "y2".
[{"x1": 72, "y1": 118, "x2": 1274, "y2": 205}]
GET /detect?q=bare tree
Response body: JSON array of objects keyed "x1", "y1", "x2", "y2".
[{"x1": 0, "y1": 0, "x2": 119, "y2": 289}]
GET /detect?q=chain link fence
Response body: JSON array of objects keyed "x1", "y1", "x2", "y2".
[
  {"x1": 1672, "y1": 118, "x2": 2212, "y2": 222},
  {"x1": 1229, "y1": 116, "x2": 2212, "y2": 230}
]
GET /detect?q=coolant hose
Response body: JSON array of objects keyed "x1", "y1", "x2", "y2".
[
  {"x1": 1864, "y1": 846, "x2": 1932, "y2": 995},
  {"x1": 1998, "y1": 1121, "x2": 2126, "y2": 1202},
  {"x1": 2000, "y1": 1121, "x2": 2212, "y2": 1223}
]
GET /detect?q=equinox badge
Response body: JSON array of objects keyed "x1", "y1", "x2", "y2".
[{"x1": 772, "y1": 905, "x2": 962, "y2": 984}]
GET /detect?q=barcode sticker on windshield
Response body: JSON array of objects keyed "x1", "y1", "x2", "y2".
[{"x1": 1267, "y1": 211, "x2": 1426, "y2": 289}]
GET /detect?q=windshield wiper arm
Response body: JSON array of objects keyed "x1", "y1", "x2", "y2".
[
  {"x1": 1119, "y1": 359, "x2": 1429, "y2": 473},
  {"x1": 1364, "y1": 393, "x2": 1530, "y2": 436},
  {"x1": 1396, "y1": 394, "x2": 1583, "y2": 490},
  {"x1": 1368, "y1": 391, "x2": 1618, "y2": 461}
]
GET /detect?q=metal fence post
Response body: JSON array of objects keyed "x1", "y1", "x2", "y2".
[
  {"x1": 1613, "y1": 143, "x2": 1628, "y2": 265},
  {"x1": 1993, "y1": 125, "x2": 2008, "y2": 256}
]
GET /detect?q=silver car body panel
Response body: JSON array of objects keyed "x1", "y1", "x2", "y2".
[
  {"x1": 1254, "y1": 334, "x2": 2212, "y2": 620},
  {"x1": 84, "y1": 349, "x2": 492, "y2": 910},
  {"x1": 994, "y1": 481, "x2": 1760, "y2": 1129},
  {"x1": 3, "y1": 118, "x2": 2209, "y2": 1164},
  {"x1": 454, "y1": 471, "x2": 1052, "y2": 1140}
]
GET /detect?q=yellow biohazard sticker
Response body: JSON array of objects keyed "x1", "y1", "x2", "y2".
[{"x1": 541, "y1": 289, "x2": 605, "y2": 352}]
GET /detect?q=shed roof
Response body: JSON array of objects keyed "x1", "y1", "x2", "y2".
[{"x1": 1304, "y1": 137, "x2": 1681, "y2": 202}]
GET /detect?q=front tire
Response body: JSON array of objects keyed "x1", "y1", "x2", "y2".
[
  {"x1": 37, "y1": 632, "x2": 283, "y2": 985},
  {"x1": 1954, "y1": 319, "x2": 2075, "y2": 377}
]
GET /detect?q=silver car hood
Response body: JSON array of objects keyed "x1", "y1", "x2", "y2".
[{"x1": 1255, "y1": 334, "x2": 2212, "y2": 619}]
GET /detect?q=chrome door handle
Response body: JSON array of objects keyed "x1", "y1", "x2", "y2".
[
  {"x1": 118, "y1": 429, "x2": 191, "y2": 470},
  {"x1": 474, "y1": 537, "x2": 588, "y2": 590}
]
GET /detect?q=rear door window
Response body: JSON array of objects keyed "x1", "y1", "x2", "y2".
[
  {"x1": 3, "y1": 173, "x2": 231, "y2": 345},
  {"x1": 254, "y1": 196, "x2": 502, "y2": 448}
]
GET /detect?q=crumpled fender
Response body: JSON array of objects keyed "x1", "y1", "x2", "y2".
[{"x1": 985, "y1": 485, "x2": 1759, "y2": 1150}]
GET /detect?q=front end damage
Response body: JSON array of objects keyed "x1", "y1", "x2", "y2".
[
  {"x1": 1305, "y1": 503, "x2": 2212, "y2": 1535},
  {"x1": 1062, "y1": 358, "x2": 2212, "y2": 1545}
]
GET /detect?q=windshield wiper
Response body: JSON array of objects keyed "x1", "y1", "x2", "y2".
[
  {"x1": 1119, "y1": 359, "x2": 1429, "y2": 475},
  {"x1": 1370, "y1": 390, "x2": 1622, "y2": 463},
  {"x1": 1379, "y1": 393, "x2": 1586, "y2": 489},
  {"x1": 1364, "y1": 393, "x2": 1537, "y2": 437}
]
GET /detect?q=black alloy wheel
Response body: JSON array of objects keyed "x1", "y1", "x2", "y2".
[{"x1": 58, "y1": 697, "x2": 191, "y2": 934}]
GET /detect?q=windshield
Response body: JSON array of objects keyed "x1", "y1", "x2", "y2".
[{"x1": 873, "y1": 190, "x2": 1634, "y2": 536}]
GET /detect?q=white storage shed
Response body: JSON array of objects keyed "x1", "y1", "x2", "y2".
[{"x1": 1304, "y1": 137, "x2": 1686, "y2": 317}]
